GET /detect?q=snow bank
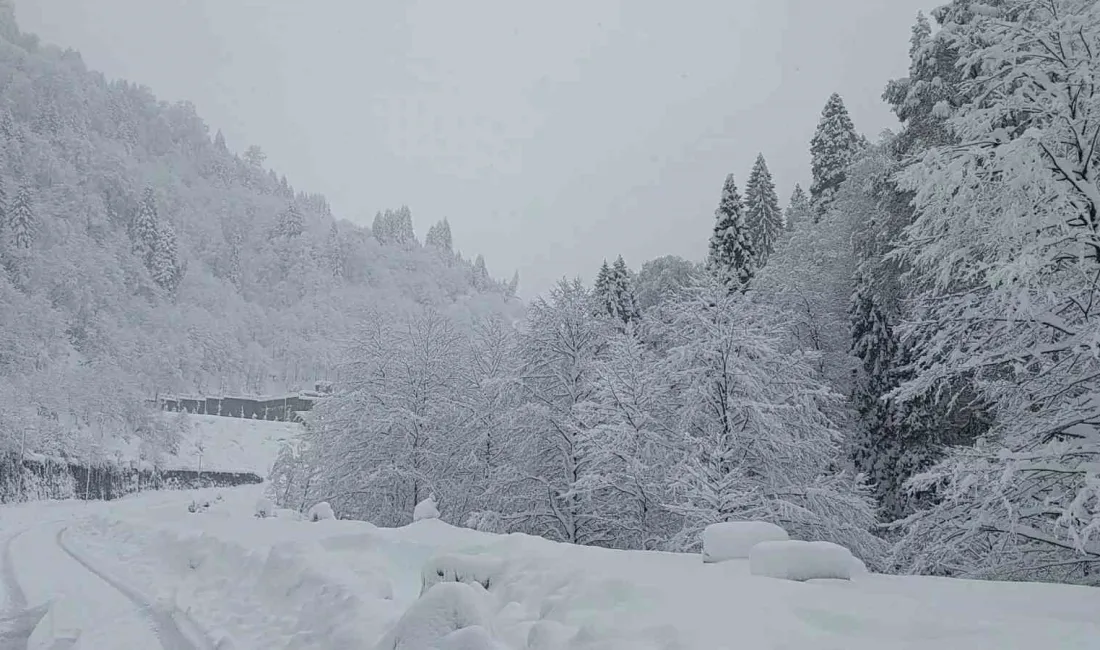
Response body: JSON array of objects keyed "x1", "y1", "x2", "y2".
[
  {"x1": 374, "y1": 582, "x2": 491, "y2": 650},
  {"x1": 749, "y1": 540, "x2": 853, "y2": 581},
  {"x1": 413, "y1": 495, "x2": 440, "y2": 521},
  {"x1": 702, "y1": 521, "x2": 789, "y2": 562},
  {"x1": 253, "y1": 497, "x2": 274, "y2": 518},
  {"x1": 438, "y1": 625, "x2": 507, "y2": 650},
  {"x1": 28, "y1": 598, "x2": 81, "y2": 650},
  {"x1": 307, "y1": 501, "x2": 335, "y2": 522},
  {"x1": 421, "y1": 553, "x2": 504, "y2": 595}
]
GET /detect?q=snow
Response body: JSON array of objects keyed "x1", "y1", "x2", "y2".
[
  {"x1": 749, "y1": 540, "x2": 854, "y2": 581},
  {"x1": 306, "y1": 501, "x2": 335, "y2": 522},
  {"x1": 100, "y1": 412, "x2": 298, "y2": 476},
  {"x1": 4, "y1": 485, "x2": 1100, "y2": 649},
  {"x1": 412, "y1": 495, "x2": 440, "y2": 522},
  {"x1": 702, "y1": 521, "x2": 789, "y2": 562},
  {"x1": 253, "y1": 497, "x2": 274, "y2": 518}
]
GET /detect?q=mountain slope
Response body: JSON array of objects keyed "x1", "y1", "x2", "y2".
[{"x1": 0, "y1": 6, "x2": 520, "y2": 464}]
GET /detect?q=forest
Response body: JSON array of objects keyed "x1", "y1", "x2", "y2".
[{"x1": 3, "y1": 0, "x2": 1100, "y2": 586}]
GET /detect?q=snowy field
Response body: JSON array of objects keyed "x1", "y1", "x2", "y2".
[
  {"x1": 105, "y1": 414, "x2": 298, "y2": 475},
  {"x1": 2, "y1": 486, "x2": 1098, "y2": 650}
]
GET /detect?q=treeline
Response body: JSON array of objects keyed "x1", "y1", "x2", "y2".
[
  {"x1": 0, "y1": 4, "x2": 520, "y2": 469},
  {"x1": 0, "y1": 452, "x2": 262, "y2": 503},
  {"x1": 278, "y1": 0, "x2": 1100, "y2": 586}
]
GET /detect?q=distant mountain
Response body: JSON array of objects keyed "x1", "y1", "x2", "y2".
[{"x1": 0, "y1": 5, "x2": 520, "y2": 462}]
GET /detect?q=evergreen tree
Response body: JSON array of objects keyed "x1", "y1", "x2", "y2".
[
  {"x1": 214, "y1": 129, "x2": 227, "y2": 151},
  {"x1": 132, "y1": 188, "x2": 160, "y2": 269},
  {"x1": 707, "y1": 174, "x2": 755, "y2": 289},
  {"x1": 506, "y1": 270, "x2": 519, "y2": 298},
  {"x1": 151, "y1": 218, "x2": 181, "y2": 293},
  {"x1": 810, "y1": 93, "x2": 861, "y2": 216},
  {"x1": 274, "y1": 202, "x2": 304, "y2": 238},
  {"x1": 784, "y1": 184, "x2": 811, "y2": 232},
  {"x1": 743, "y1": 154, "x2": 783, "y2": 266},
  {"x1": 472, "y1": 254, "x2": 490, "y2": 290},
  {"x1": 7, "y1": 183, "x2": 32, "y2": 249},
  {"x1": 326, "y1": 222, "x2": 344, "y2": 279},
  {"x1": 594, "y1": 260, "x2": 612, "y2": 314},
  {"x1": 425, "y1": 219, "x2": 453, "y2": 253},
  {"x1": 609, "y1": 256, "x2": 638, "y2": 324}
]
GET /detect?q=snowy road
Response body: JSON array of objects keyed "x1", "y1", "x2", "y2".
[
  {"x1": 0, "y1": 509, "x2": 211, "y2": 650},
  {"x1": 4, "y1": 488, "x2": 1100, "y2": 649}
]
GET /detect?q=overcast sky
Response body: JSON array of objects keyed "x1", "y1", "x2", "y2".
[{"x1": 16, "y1": 0, "x2": 940, "y2": 297}]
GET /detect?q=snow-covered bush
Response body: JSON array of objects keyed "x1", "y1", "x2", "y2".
[
  {"x1": 413, "y1": 495, "x2": 440, "y2": 522},
  {"x1": 254, "y1": 497, "x2": 274, "y2": 519},
  {"x1": 307, "y1": 501, "x2": 335, "y2": 522},
  {"x1": 421, "y1": 553, "x2": 503, "y2": 595},
  {"x1": 749, "y1": 540, "x2": 854, "y2": 581},
  {"x1": 374, "y1": 582, "x2": 490, "y2": 650},
  {"x1": 702, "y1": 521, "x2": 789, "y2": 563}
]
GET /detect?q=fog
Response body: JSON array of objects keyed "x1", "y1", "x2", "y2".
[{"x1": 17, "y1": 0, "x2": 940, "y2": 296}]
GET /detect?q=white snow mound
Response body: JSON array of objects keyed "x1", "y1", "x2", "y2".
[
  {"x1": 254, "y1": 497, "x2": 274, "y2": 518},
  {"x1": 413, "y1": 495, "x2": 440, "y2": 522},
  {"x1": 702, "y1": 521, "x2": 789, "y2": 563},
  {"x1": 749, "y1": 540, "x2": 853, "y2": 581},
  {"x1": 307, "y1": 501, "x2": 336, "y2": 522},
  {"x1": 421, "y1": 553, "x2": 504, "y2": 595},
  {"x1": 374, "y1": 581, "x2": 491, "y2": 650},
  {"x1": 438, "y1": 625, "x2": 507, "y2": 650}
]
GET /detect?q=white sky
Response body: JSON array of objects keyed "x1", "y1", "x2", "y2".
[{"x1": 16, "y1": 0, "x2": 941, "y2": 297}]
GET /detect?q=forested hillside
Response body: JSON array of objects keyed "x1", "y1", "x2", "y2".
[
  {"x1": 0, "y1": 6, "x2": 518, "y2": 464},
  {"x1": 278, "y1": 0, "x2": 1100, "y2": 587}
]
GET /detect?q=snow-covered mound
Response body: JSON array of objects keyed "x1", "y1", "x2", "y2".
[
  {"x1": 413, "y1": 495, "x2": 440, "y2": 522},
  {"x1": 53, "y1": 486, "x2": 1100, "y2": 650},
  {"x1": 702, "y1": 521, "x2": 789, "y2": 563},
  {"x1": 749, "y1": 540, "x2": 854, "y2": 581},
  {"x1": 307, "y1": 501, "x2": 336, "y2": 522}
]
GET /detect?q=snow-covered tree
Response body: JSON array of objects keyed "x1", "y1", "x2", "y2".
[
  {"x1": 891, "y1": 0, "x2": 1100, "y2": 584},
  {"x1": 707, "y1": 174, "x2": 755, "y2": 289},
  {"x1": 7, "y1": 183, "x2": 32, "y2": 249},
  {"x1": 810, "y1": 93, "x2": 862, "y2": 216},
  {"x1": 582, "y1": 327, "x2": 679, "y2": 549},
  {"x1": 658, "y1": 276, "x2": 881, "y2": 561},
  {"x1": 131, "y1": 187, "x2": 159, "y2": 269},
  {"x1": 595, "y1": 256, "x2": 638, "y2": 324},
  {"x1": 743, "y1": 154, "x2": 783, "y2": 265},
  {"x1": 425, "y1": 219, "x2": 453, "y2": 254},
  {"x1": 151, "y1": 217, "x2": 182, "y2": 293},
  {"x1": 784, "y1": 184, "x2": 811, "y2": 233},
  {"x1": 515, "y1": 279, "x2": 610, "y2": 545},
  {"x1": 273, "y1": 202, "x2": 304, "y2": 238},
  {"x1": 634, "y1": 255, "x2": 698, "y2": 312},
  {"x1": 472, "y1": 254, "x2": 490, "y2": 290}
]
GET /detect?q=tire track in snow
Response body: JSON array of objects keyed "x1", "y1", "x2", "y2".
[
  {"x1": 2, "y1": 529, "x2": 28, "y2": 610},
  {"x1": 55, "y1": 527, "x2": 215, "y2": 650},
  {"x1": 1, "y1": 528, "x2": 49, "y2": 650}
]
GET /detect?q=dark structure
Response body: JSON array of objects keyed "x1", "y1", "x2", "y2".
[{"x1": 152, "y1": 393, "x2": 317, "y2": 422}]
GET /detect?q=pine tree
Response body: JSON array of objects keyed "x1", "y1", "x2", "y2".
[
  {"x1": 151, "y1": 218, "x2": 181, "y2": 293},
  {"x1": 810, "y1": 93, "x2": 861, "y2": 216},
  {"x1": 784, "y1": 184, "x2": 811, "y2": 232},
  {"x1": 132, "y1": 188, "x2": 159, "y2": 269},
  {"x1": 743, "y1": 154, "x2": 783, "y2": 266},
  {"x1": 707, "y1": 174, "x2": 755, "y2": 289},
  {"x1": 594, "y1": 260, "x2": 612, "y2": 314},
  {"x1": 326, "y1": 222, "x2": 344, "y2": 279},
  {"x1": 274, "y1": 202, "x2": 303, "y2": 238},
  {"x1": 7, "y1": 183, "x2": 32, "y2": 249},
  {"x1": 425, "y1": 219, "x2": 453, "y2": 254},
  {"x1": 213, "y1": 129, "x2": 227, "y2": 151},
  {"x1": 506, "y1": 270, "x2": 519, "y2": 297},
  {"x1": 609, "y1": 256, "x2": 638, "y2": 324},
  {"x1": 472, "y1": 254, "x2": 490, "y2": 290}
]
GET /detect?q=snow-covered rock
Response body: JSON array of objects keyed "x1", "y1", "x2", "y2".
[
  {"x1": 253, "y1": 497, "x2": 274, "y2": 519},
  {"x1": 374, "y1": 582, "x2": 490, "y2": 650},
  {"x1": 702, "y1": 521, "x2": 789, "y2": 563},
  {"x1": 749, "y1": 540, "x2": 853, "y2": 581},
  {"x1": 413, "y1": 495, "x2": 440, "y2": 522},
  {"x1": 421, "y1": 553, "x2": 504, "y2": 595},
  {"x1": 307, "y1": 501, "x2": 336, "y2": 522}
]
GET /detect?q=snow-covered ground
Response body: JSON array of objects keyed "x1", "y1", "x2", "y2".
[
  {"x1": 3, "y1": 486, "x2": 1099, "y2": 649},
  {"x1": 106, "y1": 413, "x2": 298, "y2": 475}
]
